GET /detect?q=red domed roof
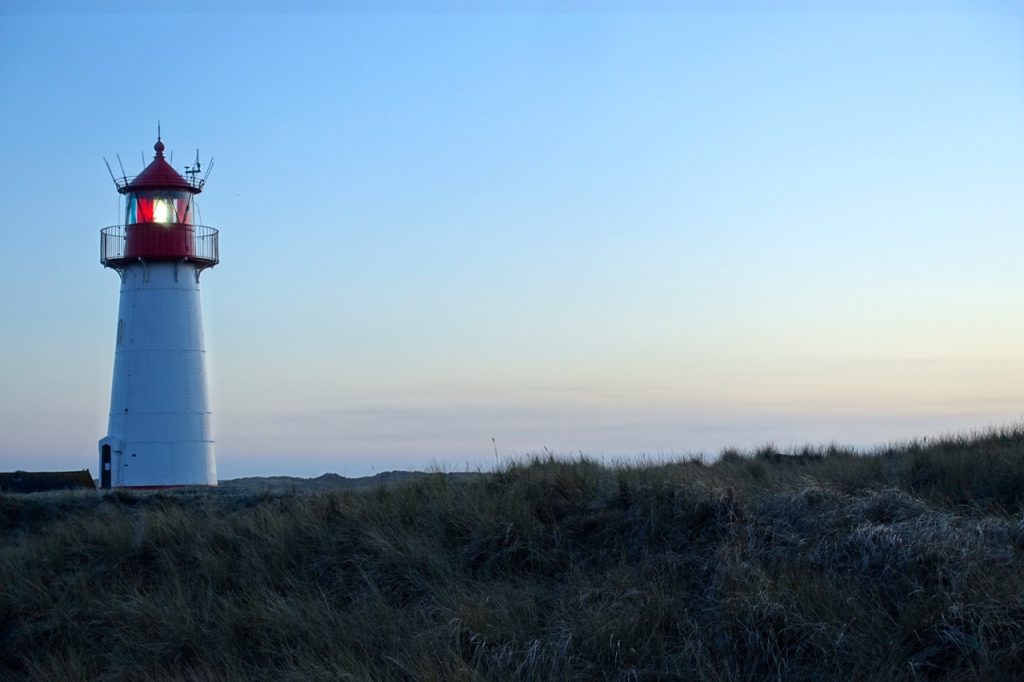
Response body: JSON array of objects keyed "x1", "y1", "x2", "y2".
[{"x1": 120, "y1": 138, "x2": 200, "y2": 194}]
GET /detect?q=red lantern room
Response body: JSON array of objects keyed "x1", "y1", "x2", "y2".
[{"x1": 100, "y1": 137, "x2": 218, "y2": 271}]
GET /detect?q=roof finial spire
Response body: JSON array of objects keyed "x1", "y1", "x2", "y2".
[{"x1": 154, "y1": 121, "x2": 165, "y2": 158}]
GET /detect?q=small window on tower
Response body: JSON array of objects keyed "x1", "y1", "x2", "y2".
[{"x1": 116, "y1": 319, "x2": 125, "y2": 346}]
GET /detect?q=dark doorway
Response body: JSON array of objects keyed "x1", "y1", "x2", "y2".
[{"x1": 101, "y1": 445, "x2": 111, "y2": 489}]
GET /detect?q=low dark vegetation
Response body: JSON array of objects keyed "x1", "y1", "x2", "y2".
[{"x1": 4, "y1": 428, "x2": 1024, "y2": 680}]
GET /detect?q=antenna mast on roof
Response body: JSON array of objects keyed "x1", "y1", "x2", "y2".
[
  {"x1": 103, "y1": 157, "x2": 119, "y2": 188},
  {"x1": 115, "y1": 153, "x2": 128, "y2": 184},
  {"x1": 202, "y1": 157, "x2": 214, "y2": 187},
  {"x1": 184, "y1": 149, "x2": 203, "y2": 189}
]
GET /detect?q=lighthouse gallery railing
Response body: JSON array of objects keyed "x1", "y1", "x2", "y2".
[{"x1": 100, "y1": 224, "x2": 219, "y2": 268}]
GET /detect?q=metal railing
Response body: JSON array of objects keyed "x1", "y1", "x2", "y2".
[
  {"x1": 114, "y1": 174, "x2": 205, "y2": 192},
  {"x1": 100, "y1": 224, "x2": 219, "y2": 268}
]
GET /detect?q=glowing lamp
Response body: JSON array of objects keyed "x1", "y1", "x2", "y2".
[{"x1": 153, "y1": 198, "x2": 171, "y2": 223}]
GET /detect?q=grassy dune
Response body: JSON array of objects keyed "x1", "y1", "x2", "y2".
[{"x1": 4, "y1": 429, "x2": 1024, "y2": 680}]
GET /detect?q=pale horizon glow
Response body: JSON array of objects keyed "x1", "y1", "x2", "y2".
[{"x1": 1, "y1": 1, "x2": 1023, "y2": 478}]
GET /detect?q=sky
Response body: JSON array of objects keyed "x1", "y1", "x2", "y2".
[{"x1": 1, "y1": 1, "x2": 1022, "y2": 479}]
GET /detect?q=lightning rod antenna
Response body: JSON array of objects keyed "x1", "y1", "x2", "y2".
[
  {"x1": 202, "y1": 157, "x2": 215, "y2": 186},
  {"x1": 115, "y1": 153, "x2": 127, "y2": 183},
  {"x1": 103, "y1": 157, "x2": 118, "y2": 187}
]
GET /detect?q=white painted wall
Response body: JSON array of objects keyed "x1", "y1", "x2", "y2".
[{"x1": 99, "y1": 261, "x2": 217, "y2": 487}]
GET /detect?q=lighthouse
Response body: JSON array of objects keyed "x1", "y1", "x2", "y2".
[{"x1": 97, "y1": 135, "x2": 219, "y2": 489}]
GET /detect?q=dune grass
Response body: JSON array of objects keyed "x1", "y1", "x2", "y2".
[{"x1": 3, "y1": 428, "x2": 1024, "y2": 680}]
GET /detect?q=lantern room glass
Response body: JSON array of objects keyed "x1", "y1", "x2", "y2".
[{"x1": 126, "y1": 190, "x2": 192, "y2": 225}]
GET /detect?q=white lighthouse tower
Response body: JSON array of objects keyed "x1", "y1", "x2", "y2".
[{"x1": 98, "y1": 135, "x2": 219, "y2": 489}]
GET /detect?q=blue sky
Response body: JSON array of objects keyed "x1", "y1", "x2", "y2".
[{"x1": 1, "y1": 1, "x2": 1022, "y2": 478}]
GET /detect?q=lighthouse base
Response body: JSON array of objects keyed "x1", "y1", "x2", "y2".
[{"x1": 98, "y1": 436, "x2": 217, "y2": 489}]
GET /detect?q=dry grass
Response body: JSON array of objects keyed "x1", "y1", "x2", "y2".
[{"x1": 4, "y1": 427, "x2": 1024, "y2": 680}]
